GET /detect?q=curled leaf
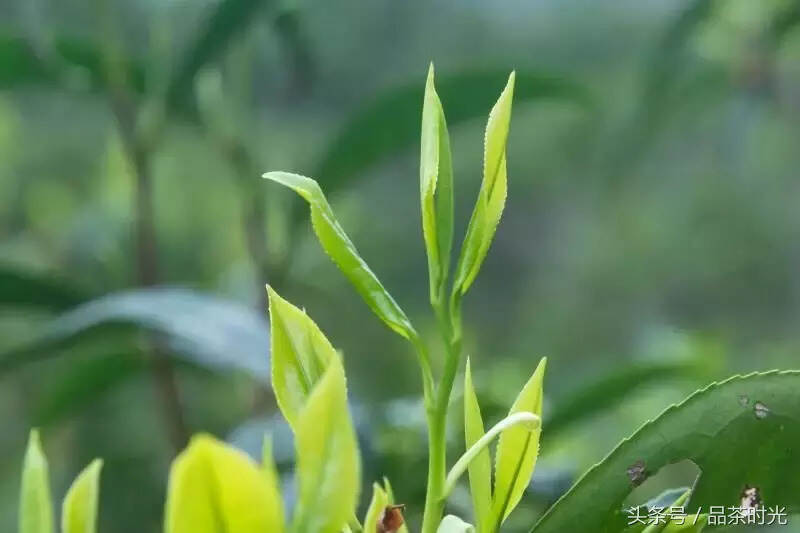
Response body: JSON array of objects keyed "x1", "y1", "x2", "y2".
[
  {"x1": 19, "y1": 430, "x2": 53, "y2": 533},
  {"x1": 62, "y1": 459, "x2": 103, "y2": 533},
  {"x1": 267, "y1": 285, "x2": 335, "y2": 431},
  {"x1": 364, "y1": 483, "x2": 389, "y2": 533}
]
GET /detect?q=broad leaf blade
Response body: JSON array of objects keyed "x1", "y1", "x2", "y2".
[
  {"x1": 263, "y1": 172, "x2": 417, "y2": 341},
  {"x1": 493, "y1": 357, "x2": 546, "y2": 526},
  {"x1": 532, "y1": 371, "x2": 800, "y2": 533},
  {"x1": 420, "y1": 63, "x2": 454, "y2": 304},
  {"x1": 0, "y1": 288, "x2": 271, "y2": 382},
  {"x1": 463, "y1": 358, "x2": 491, "y2": 532},
  {"x1": 164, "y1": 434, "x2": 283, "y2": 533},
  {"x1": 62, "y1": 459, "x2": 103, "y2": 533},
  {"x1": 267, "y1": 286, "x2": 335, "y2": 431},
  {"x1": 363, "y1": 483, "x2": 388, "y2": 533},
  {"x1": 452, "y1": 72, "x2": 515, "y2": 299},
  {"x1": 19, "y1": 430, "x2": 53, "y2": 533},
  {"x1": 292, "y1": 354, "x2": 361, "y2": 533},
  {"x1": 437, "y1": 515, "x2": 476, "y2": 533}
]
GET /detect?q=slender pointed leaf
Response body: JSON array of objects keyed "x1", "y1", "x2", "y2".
[
  {"x1": 19, "y1": 430, "x2": 53, "y2": 533},
  {"x1": 263, "y1": 172, "x2": 417, "y2": 342},
  {"x1": 164, "y1": 434, "x2": 283, "y2": 533},
  {"x1": 492, "y1": 357, "x2": 546, "y2": 526},
  {"x1": 452, "y1": 72, "x2": 514, "y2": 301},
  {"x1": 363, "y1": 483, "x2": 389, "y2": 533},
  {"x1": 292, "y1": 354, "x2": 360, "y2": 533},
  {"x1": 62, "y1": 459, "x2": 103, "y2": 533},
  {"x1": 420, "y1": 64, "x2": 454, "y2": 305},
  {"x1": 463, "y1": 358, "x2": 491, "y2": 532},
  {"x1": 267, "y1": 285, "x2": 335, "y2": 431},
  {"x1": 532, "y1": 371, "x2": 800, "y2": 533},
  {"x1": 260, "y1": 437, "x2": 286, "y2": 532}
]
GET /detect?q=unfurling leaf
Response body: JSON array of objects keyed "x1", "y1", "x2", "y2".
[
  {"x1": 164, "y1": 434, "x2": 284, "y2": 533},
  {"x1": 292, "y1": 354, "x2": 361, "y2": 533},
  {"x1": 267, "y1": 285, "x2": 335, "y2": 431},
  {"x1": 493, "y1": 357, "x2": 546, "y2": 527},
  {"x1": 263, "y1": 172, "x2": 417, "y2": 342},
  {"x1": 381, "y1": 478, "x2": 409, "y2": 533},
  {"x1": 437, "y1": 515, "x2": 476, "y2": 533},
  {"x1": 452, "y1": 72, "x2": 515, "y2": 303},
  {"x1": 420, "y1": 63, "x2": 454, "y2": 305},
  {"x1": 463, "y1": 358, "x2": 491, "y2": 532},
  {"x1": 62, "y1": 459, "x2": 103, "y2": 533},
  {"x1": 364, "y1": 483, "x2": 389, "y2": 533},
  {"x1": 19, "y1": 430, "x2": 54, "y2": 533},
  {"x1": 261, "y1": 437, "x2": 285, "y2": 533}
]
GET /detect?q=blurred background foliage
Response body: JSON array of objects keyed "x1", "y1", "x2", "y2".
[{"x1": 1, "y1": 0, "x2": 800, "y2": 531}]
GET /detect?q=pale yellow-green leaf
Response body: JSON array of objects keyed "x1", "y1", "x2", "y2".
[
  {"x1": 164, "y1": 434, "x2": 284, "y2": 533},
  {"x1": 292, "y1": 354, "x2": 361, "y2": 533},
  {"x1": 263, "y1": 171, "x2": 416, "y2": 342},
  {"x1": 363, "y1": 483, "x2": 388, "y2": 533},
  {"x1": 261, "y1": 436, "x2": 285, "y2": 532},
  {"x1": 437, "y1": 515, "x2": 476, "y2": 533},
  {"x1": 452, "y1": 72, "x2": 515, "y2": 300},
  {"x1": 463, "y1": 358, "x2": 491, "y2": 532},
  {"x1": 19, "y1": 430, "x2": 53, "y2": 533},
  {"x1": 420, "y1": 63, "x2": 454, "y2": 304},
  {"x1": 267, "y1": 285, "x2": 336, "y2": 431},
  {"x1": 61, "y1": 459, "x2": 102, "y2": 533},
  {"x1": 382, "y1": 477, "x2": 409, "y2": 533},
  {"x1": 492, "y1": 356, "x2": 546, "y2": 526}
]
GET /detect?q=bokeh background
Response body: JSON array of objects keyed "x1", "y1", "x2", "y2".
[{"x1": 1, "y1": 0, "x2": 800, "y2": 531}]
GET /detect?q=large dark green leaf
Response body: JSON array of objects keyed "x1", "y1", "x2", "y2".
[
  {"x1": 315, "y1": 70, "x2": 590, "y2": 194},
  {"x1": 532, "y1": 371, "x2": 800, "y2": 533},
  {"x1": 0, "y1": 266, "x2": 88, "y2": 311},
  {"x1": 165, "y1": 0, "x2": 272, "y2": 112},
  {"x1": 0, "y1": 288, "x2": 270, "y2": 382}
]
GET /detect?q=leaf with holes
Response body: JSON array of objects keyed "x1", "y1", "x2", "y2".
[{"x1": 532, "y1": 371, "x2": 800, "y2": 533}]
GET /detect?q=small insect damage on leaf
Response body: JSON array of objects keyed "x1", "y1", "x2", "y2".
[
  {"x1": 626, "y1": 460, "x2": 649, "y2": 487},
  {"x1": 377, "y1": 504, "x2": 405, "y2": 533},
  {"x1": 753, "y1": 401, "x2": 770, "y2": 419}
]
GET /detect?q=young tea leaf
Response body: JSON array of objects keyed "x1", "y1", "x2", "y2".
[
  {"x1": 263, "y1": 172, "x2": 417, "y2": 342},
  {"x1": 267, "y1": 285, "x2": 336, "y2": 431},
  {"x1": 61, "y1": 459, "x2": 103, "y2": 533},
  {"x1": 292, "y1": 354, "x2": 361, "y2": 533},
  {"x1": 19, "y1": 430, "x2": 54, "y2": 533},
  {"x1": 463, "y1": 358, "x2": 491, "y2": 532},
  {"x1": 164, "y1": 434, "x2": 284, "y2": 533},
  {"x1": 437, "y1": 515, "x2": 476, "y2": 533},
  {"x1": 420, "y1": 63, "x2": 454, "y2": 305},
  {"x1": 452, "y1": 72, "x2": 515, "y2": 303},
  {"x1": 261, "y1": 437, "x2": 286, "y2": 533},
  {"x1": 363, "y1": 483, "x2": 389, "y2": 533},
  {"x1": 492, "y1": 357, "x2": 546, "y2": 527}
]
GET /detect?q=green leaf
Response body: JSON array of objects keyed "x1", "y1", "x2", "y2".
[
  {"x1": 316, "y1": 70, "x2": 590, "y2": 196},
  {"x1": 463, "y1": 358, "x2": 491, "y2": 532},
  {"x1": 381, "y1": 477, "x2": 409, "y2": 533},
  {"x1": 531, "y1": 371, "x2": 800, "y2": 533},
  {"x1": 452, "y1": 72, "x2": 514, "y2": 301},
  {"x1": 0, "y1": 265, "x2": 87, "y2": 311},
  {"x1": 292, "y1": 354, "x2": 360, "y2": 533},
  {"x1": 437, "y1": 515, "x2": 476, "y2": 533},
  {"x1": 0, "y1": 289, "x2": 271, "y2": 381},
  {"x1": 164, "y1": 434, "x2": 284, "y2": 533},
  {"x1": 260, "y1": 437, "x2": 286, "y2": 532},
  {"x1": 363, "y1": 483, "x2": 389, "y2": 533},
  {"x1": 420, "y1": 63, "x2": 454, "y2": 305},
  {"x1": 19, "y1": 430, "x2": 53, "y2": 533},
  {"x1": 61, "y1": 459, "x2": 103, "y2": 533},
  {"x1": 492, "y1": 356, "x2": 546, "y2": 527},
  {"x1": 263, "y1": 172, "x2": 417, "y2": 342},
  {"x1": 267, "y1": 285, "x2": 336, "y2": 431},
  {"x1": 165, "y1": 0, "x2": 271, "y2": 113}
]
